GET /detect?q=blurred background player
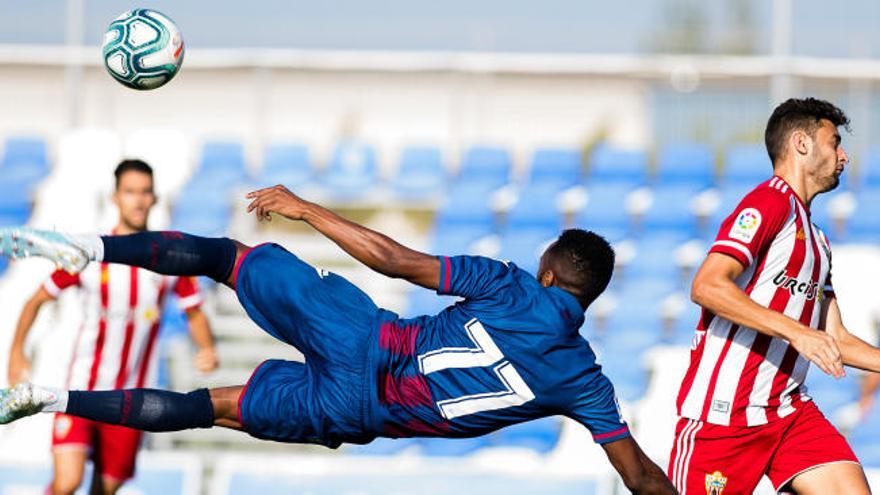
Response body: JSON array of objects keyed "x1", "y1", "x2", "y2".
[
  {"x1": 6, "y1": 159, "x2": 219, "y2": 495},
  {"x1": 669, "y1": 98, "x2": 878, "y2": 494}
]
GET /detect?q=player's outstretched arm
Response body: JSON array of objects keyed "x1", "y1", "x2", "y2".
[
  {"x1": 246, "y1": 185, "x2": 440, "y2": 289},
  {"x1": 820, "y1": 296, "x2": 880, "y2": 373},
  {"x1": 692, "y1": 252, "x2": 845, "y2": 378},
  {"x1": 601, "y1": 437, "x2": 678, "y2": 494}
]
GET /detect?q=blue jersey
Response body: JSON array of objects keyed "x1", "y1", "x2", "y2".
[{"x1": 368, "y1": 255, "x2": 629, "y2": 444}]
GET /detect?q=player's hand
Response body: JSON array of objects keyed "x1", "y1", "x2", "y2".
[
  {"x1": 7, "y1": 350, "x2": 32, "y2": 385},
  {"x1": 790, "y1": 328, "x2": 845, "y2": 378},
  {"x1": 194, "y1": 347, "x2": 219, "y2": 373},
  {"x1": 245, "y1": 185, "x2": 312, "y2": 222}
]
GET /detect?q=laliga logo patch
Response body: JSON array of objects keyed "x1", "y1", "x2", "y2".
[
  {"x1": 54, "y1": 415, "x2": 73, "y2": 439},
  {"x1": 729, "y1": 208, "x2": 761, "y2": 243},
  {"x1": 705, "y1": 470, "x2": 728, "y2": 495}
]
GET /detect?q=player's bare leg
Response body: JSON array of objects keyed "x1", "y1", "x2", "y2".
[
  {"x1": 788, "y1": 462, "x2": 871, "y2": 495},
  {"x1": 209, "y1": 386, "x2": 245, "y2": 430},
  {"x1": 601, "y1": 437, "x2": 677, "y2": 494},
  {"x1": 96, "y1": 475, "x2": 123, "y2": 495},
  {"x1": 50, "y1": 449, "x2": 88, "y2": 495}
]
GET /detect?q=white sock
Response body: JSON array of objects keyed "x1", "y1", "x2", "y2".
[
  {"x1": 68, "y1": 233, "x2": 104, "y2": 262},
  {"x1": 37, "y1": 386, "x2": 69, "y2": 413}
]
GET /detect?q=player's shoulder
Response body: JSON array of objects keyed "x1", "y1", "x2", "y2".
[{"x1": 737, "y1": 177, "x2": 795, "y2": 213}]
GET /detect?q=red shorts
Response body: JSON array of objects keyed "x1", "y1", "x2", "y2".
[
  {"x1": 51, "y1": 413, "x2": 143, "y2": 481},
  {"x1": 667, "y1": 401, "x2": 859, "y2": 495}
]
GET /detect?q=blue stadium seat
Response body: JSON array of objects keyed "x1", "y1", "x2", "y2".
[
  {"x1": 1, "y1": 136, "x2": 49, "y2": 193},
  {"x1": 392, "y1": 146, "x2": 447, "y2": 199},
  {"x1": 721, "y1": 144, "x2": 770, "y2": 185},
  {"x1": 428, "y1": 224, "x2": 491, "y2": 255},
  {"x1": 804, "y1": 370, "x2": 859, "y2": 413},
  {"x1": 490, "y1": 417, "x2": 561, "y2": 453},
  {"x1": 597, "y1": 349, "x2": 649, "y2": 403},
  {"x1": 527, "y1": 147, "x2": 581, "y2": 188},
  {"x1": 626, "y1": 235, "x2": 691, "y2": 281},
  {"x1": 575, "y1": 183, "x2": 636, "y2": 233},
  {"x1": 497, "y1": 227, "x2": 557, "y2": 274},
  {"x1": 171, "y1": 188, "x2": 230, "y2": 237},
  {"x1": 322, "y1": 141, "x2": 379, "y2": 197},
  {"x1": 848, "y1": 400, "x2": 880, "y2": 467},
  {"x1": 670, "y1": 303, "x2": 701, "y2": 346},
  {"x1": 457, "y1": 146, "x2": 512, "y2": 189},
  {"x1": 587, "y1": 144, "x2": 648, "y2": 187},
  {"x1": 506, "y1": 183, "x2": 565, "y2": 231},
  {"x1": 193, "y1": 140, "x2": 248, "y2": 191},
  {"x1": 435, "y1": 182, "x2": 497, "y2": 230},
  {"x1": 655, "y1": 143, "x2": 715, "y2": 188},
  {"x1": 255, "y1": 143, "x2": 312, "y2": 188},
  {"x1": 640, "y1": 185, "x2": 703, "y2": 237},
  {"x1": 847, "y1": 192, "x2": 880, "y2": 242},
  {"x1": 0, "y1": 182, "x2": 32, "y2": 226},
  {"x1": 418, "y1": 436, "x2": 488, "y2": 456},
  {"x1": 859, "y1": 148, "x2": 880, "y2": 190},
  {"x1": 0, "y1": 256, "x2": 8, "y2": 276},
  {"x1": 705, "y1": 183, "x2": 754, "y2": 237}
]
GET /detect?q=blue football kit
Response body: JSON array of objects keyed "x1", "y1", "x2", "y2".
[{"x1": 235, "y1": 244, "x2": 629, "y2": 448}]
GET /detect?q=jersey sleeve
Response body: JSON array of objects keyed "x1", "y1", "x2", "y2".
[
  {"x1": 173, "y1": 276, "x2": 203, "y2": 310},
  {"x1": 565, "y1": 372, "x2": 631, "y2": 445},
  {"x1": 436, "y1": 255, "x2": 512, "y2": 300},
  {"x1": 43, "y1": 270, "x2": 81, "y2": 298},
  {"x1": 708, "y1": 188, "x2": 792, "y2": 269}
]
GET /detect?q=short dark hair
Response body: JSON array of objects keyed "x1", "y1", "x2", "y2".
[
  {"x1": 114, "y1": 159, "x2": 153, "y2": 189},
  {"x1": 764, "y1": 97, "x2": 850, "y2": 164},
  {"x1": 544, "y1": 229, "x2": 615, "y2": 307}
]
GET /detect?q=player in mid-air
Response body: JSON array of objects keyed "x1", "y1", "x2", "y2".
[
  {"x1": 0, "y1": 183, "x2": 675, "y2": 494},
  {"x1": 669, "y1": 98, "x2": 878, "y2": 494},
  {"x1": 5, "y1": 160, "x2": 219, "y2": 495}
]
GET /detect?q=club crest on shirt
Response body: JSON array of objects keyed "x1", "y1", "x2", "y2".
[
  {"x1": 54, "y1": 415, "x2": 73, "y2": 439},
  {"x1": 796, "y1": 228, "x2": 806, "y2": 241},
  {"x1": 729, "y1": 208, "x2": 762, "y2": 243},
  {"x1": 705, "y1": 470, "x2": 728, "y2": 495}
]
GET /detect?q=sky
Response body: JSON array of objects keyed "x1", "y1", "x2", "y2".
[{"x1": 0, "y1": 0, "x2": 877, "y2": 58}]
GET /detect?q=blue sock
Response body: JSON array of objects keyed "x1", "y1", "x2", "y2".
[
  {"x1": 66, "y1": 388, "x2": 215, "y2": 432},
  {"x1": 101, "y1": 231, "x2": 237, "y2": 283}
]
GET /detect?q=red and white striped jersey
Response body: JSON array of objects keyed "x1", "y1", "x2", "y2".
[
  {"x1": 44, "y1": 263, "x2": 202, "y2": 391},
  {"x1": 677, "y1": 176, "x2": 834, "y2": 427}
]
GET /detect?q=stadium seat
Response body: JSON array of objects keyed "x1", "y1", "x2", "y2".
[
  {"x1": 705, "y1": 183, "x2": 754, "y2": 237},
  {"x1": 255, "y1": 143, "x2": 313, "y2": 189},
  {"x1": 597, "y1": 349, "x2": 649, "y2": 403},
  {"x1": 322, "y1": 141, "x2": 379, "y2": 197},
  {"x1": 418, "y1": 436, "x2": 488, "y2": 456},
  {"x1": 655, "y1": 143, "x2": 715, "y2": 188},
  {"x1": 859, "y1": 148, "x2": 880, "y2": 190},
  {"x1": 497, "y1": 227, "x2": 557, "y2": 274},
  {"x1": 0, "y1": 256, "x2": 8, "y2": 276},
  {"x1": 1, "y1": 136, "x2": 49, "y2": 194},
  {"x1": 428, "y1": 224, "x2": 492, "y2": 255},
  {"x1": 848, "y1": 401, "x2": 880, "y2": 468},
  {"x1": 587, "y1": 144, "x2": 648, "y2": 187},
  {"x1": 490, "y1": 416, "x2": 561, "y2": 453},
  {"x1": 639, "y1": 185, "x2": 703, "y2": 237},
  {"x1": 192, "y1": 140, "x2": 248, "y2": 191},
  {"x1": 721, "y1": 144, "x2": 770, "y2": 185},
  {"x1": 0, "y1": 181, "x2": 32, "y2": 225},
  {"x1": 506, "y1": 182, "x2": 566, "y2": 231},
  {"x1": 391, "y1": 146, "x2": 447, "y2": 200},
  {"x1": 527, "y1": 147, "x2": 581, "y2": 188},
  {"x1": 457, "y1": 146, "x2": 512, "y2": 189},
  {"x1": 804, "y1": 370, "x2": 859, "y2": 413},
  {"x1": 626, "y1": 235, "x2": 692, "y2": 281},
  {"x1": 434, "y1": 182, "x2": 497, "y2": 230},
  {"x1": 575, "y1": 183, "x2": 637, "y2": 233},
  {"x1": 847, "y1": 192, "x2": 880, "y2": 242}
]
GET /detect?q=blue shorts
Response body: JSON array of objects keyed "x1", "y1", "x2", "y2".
[{"x1": 234, "y1": 244, "x2": 383, "y2": 448}]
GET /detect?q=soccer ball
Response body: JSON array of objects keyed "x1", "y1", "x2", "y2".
[{"x1": 102, "y1": 9, "x2": 184, "y2": 90}]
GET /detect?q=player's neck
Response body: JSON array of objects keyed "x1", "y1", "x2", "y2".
[
  {"x1": 772, "y1": 167, "x2": 814, "y2": 208},
  {"x1": 113, "y1": 222, "x2": 146, "y2": 236}
]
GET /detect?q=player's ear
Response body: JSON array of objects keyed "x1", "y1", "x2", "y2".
[
  {"x1": 792, "y1": 129, "x2": 810, "y2": 157},
  {"x1": 539, "y1": 269, "x2": 555, "y2": 288}
]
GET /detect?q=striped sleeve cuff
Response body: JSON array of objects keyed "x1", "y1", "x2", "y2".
[
  {"x1": 436, "y1": 256, "x2": 452, "y2": 294},
  {"x1": 710, "y1": 240, "x2": 754, "y2": 268},
  {"x1": 43, "y1": 279, "x2": 62, "y2": 298},
  {"x1": 177, "y1": 293, "x2": 203, "y2": 310},
  {"x1": 592, "y1": 425, "x2": 631, "y2": 445}
]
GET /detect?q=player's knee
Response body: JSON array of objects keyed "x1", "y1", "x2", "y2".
[
  {"x1": 50, "y1": 473, "x2": 83, "y2": 495},
  {"x1": 100, "y1": 476, "x2": 125, "y2": 495}
]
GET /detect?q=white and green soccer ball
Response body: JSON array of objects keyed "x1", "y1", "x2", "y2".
[{"x1": 102, "y1": 9, "x2": 185, "y2": 90}]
